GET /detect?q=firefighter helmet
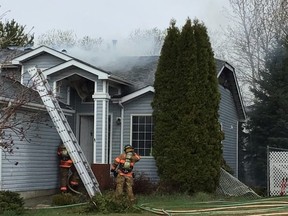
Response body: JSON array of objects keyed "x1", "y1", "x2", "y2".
[{"x1": 124, "y1": 144, "x2": 134, "y2": 153}]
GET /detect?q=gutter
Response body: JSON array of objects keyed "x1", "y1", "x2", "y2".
[
  {"x1": 118, "y1": 101, "x2": 124, "y2": 152},
  {"x1": 0, "y1": 96, "x2": 75, "y2": 115}
]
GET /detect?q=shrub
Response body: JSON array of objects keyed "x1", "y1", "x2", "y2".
[
  {"x1": 133, "y1": 172, "x2": 157, "y2": 195},
  {"x1": 0, "y1": 190, "x2": 24, "y2": 215},
  {"x1": 51, "y1": 193, "x2": 86, "y2": 206},
  {"x1": 85, "y1": 191, "x2": 140, "y2": 214}
]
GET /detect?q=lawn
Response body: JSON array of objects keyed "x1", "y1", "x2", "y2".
[{"x1": 20, "y1": 194, "x2": 288, "y2": 216}]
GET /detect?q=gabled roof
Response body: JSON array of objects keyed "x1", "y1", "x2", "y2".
[
  {"x1": 10, "y1": 46, "x2": 133, "y2": 86},
  {"x1": 108, "y1": 56, "x2": 246, "y2": 121},
  {"x1": 120, "y1": 86, "x2": 154, "y2": 103},
  {"x1": 215, "y1": 59, "x2": 246, "y2": 120},
  {"x1": 44, "y1": 59, "x2": 109, "y2": 80},
  {"x1": 7, "y1": 46, "x2": 246, "y2": 121},
  {"x1": 102, "y1": 56, "x2": 158, "y2": 89},
  {"x1": 11, "y1": 46, "x2": 72, "y2": 64}
]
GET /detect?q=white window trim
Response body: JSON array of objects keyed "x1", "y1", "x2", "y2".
[{"x1": 130, "y1": 114, "x2": 154, "y2": 158}]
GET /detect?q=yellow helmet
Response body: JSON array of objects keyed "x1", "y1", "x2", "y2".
[{"x1": 124, "y1": 144, "x2": 134, "y2": 153}]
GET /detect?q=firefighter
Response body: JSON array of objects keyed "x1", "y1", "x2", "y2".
[
  {"x1": 110, "y1": 144, "x2": 141, "y2": 202},
  {"x1": 57, "y1": 143, "x2": 79, "y2": 192}
]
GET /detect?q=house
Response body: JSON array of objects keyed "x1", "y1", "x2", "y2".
[{"x1": 0, "y1": 46, "x2": 246, "y2": 198}]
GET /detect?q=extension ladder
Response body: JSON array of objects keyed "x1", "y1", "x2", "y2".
[{"x1": 27, "y1": 67, "x2": 101, "y2": 198}]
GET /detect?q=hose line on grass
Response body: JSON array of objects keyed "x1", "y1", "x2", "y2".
[
  {"x1": 136, "y1": 200, "x2": 288, "y2": 215},
  {"x1": 25, "y1": 202, "x2": 88, "y2": 210}
]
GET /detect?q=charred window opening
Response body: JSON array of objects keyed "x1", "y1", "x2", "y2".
[{"x1": 68, "y1": 76, "x2": 94, "y2": 102}]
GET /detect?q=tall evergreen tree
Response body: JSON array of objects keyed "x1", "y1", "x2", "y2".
[
  {"x1": 170, "y1": 19, "x2": 199, "y2": 192},
  {"x1": 189, "y1": 20, "x2": 222, "y2": 192},
  {"x1": 152, "y1": 20, "x2": 180, "y2": 183},
  {"x1": 152, "y1": 18, "x2": 223, "y2": 194},
  {"x1": 0, "y1": 19, "x2": 34, "y2": 48},
  {"x1": 247, "y1": 37, "x2": 288, "y2": 187}
]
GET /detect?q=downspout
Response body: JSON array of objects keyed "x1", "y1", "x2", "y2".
[
  {"x1": 0, "y1": 146, "x2": 2, "y2": 190},
  {"x1": 118, "y1": 101, "x2": 124, "y2": 152},
  {"x1": 236, "y1": 121, "x2": 239, "y2": 178}
]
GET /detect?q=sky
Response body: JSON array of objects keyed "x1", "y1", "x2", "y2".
[{"x1": 0, "y1": 0, "x2": 231, "y2": 41}]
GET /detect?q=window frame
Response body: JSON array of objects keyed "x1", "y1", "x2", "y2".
[{"x1": 130, "y1": 114, "x2": 154, "y2": 158}]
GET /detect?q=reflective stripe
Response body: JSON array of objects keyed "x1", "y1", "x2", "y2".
[
  {"x1": 60, "y1": 160, "x2": 73, "y2": 168},
  {"x1": 60, "y1": 186, "x2": 67, "y2": 191},
  {"x1": 115, "y1": 157, "x2": 121, "y2": 163},
  {"x1": 118, "y1": 170, "x2": 133, "y2": 177},
  {"x1": 70, "y1": 181, "x2": 79, "y2": 186}
]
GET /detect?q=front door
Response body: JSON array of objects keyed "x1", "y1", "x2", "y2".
[{"x1": 79, "y1": 115, "x2": 94, "y2": 164}]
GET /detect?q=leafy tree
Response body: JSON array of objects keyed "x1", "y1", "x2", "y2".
[
  {"x1": 220, "y1": 0, "x2": 288, "y2": 104},
  {"x1": 0, "y1": 69, "x2": 47, "y2": 161},
  {"x1": 79, "y1": 36, "x2": 103, "y2": 51},
  {"x1": 238, "y1": 121, "x2": 249, "y2": 183},
  {"x1": 246, "y1": 36, "x2": 288, "y2": 187},
  {"x1": 37, "y1": 29, "x2": 77, "y2": 48},
  {"x1": 128, "y1": 27, "x2": 166, "y2": 55},
  {"x1": 0, "y1": 19, "x2": 34, "y2": 48},
  {"x1": 152, "y1": 19, "x2": 223, "y2": 194},
  {"x1": 37, "y1": 29, "x2": 104, "y2": 51}
]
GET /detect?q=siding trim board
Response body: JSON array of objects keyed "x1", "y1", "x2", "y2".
[
  {"x1": 108, "y1": 113, "x2": 113, "y2": 164},
  {"x1": 217, "y1": 62, "x2": 246, "y2": 121},
  {"x1": 44, "y1": 59, "x2": 109, "y2": 80},
  {"x1": 236, "y1": 120, "x2": 239, "y2": 178},
  {"x1": 11, "y1": 46, "x2": 72, "y2": 64},
  {"x1": 120, "y1": 102, "x2": 124, "y2": 153},
  {"x1": 121, "y1": 86, "x2": 154, "y2": 103},
  {"x1": 0, "y1": 96, "x2": 75, "y2": 114},
  {"x1": 0, "y1": 145, "x2": 2, "y2": 190},
  {"x1": 102, "y1": 99, "x2": 107, "y2": 163}
]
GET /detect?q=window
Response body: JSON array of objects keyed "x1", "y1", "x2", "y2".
[
  {"x1": 131, "y1": 115, "x2": 154, "y2": 156},
  {"x1": 56, "y1": 80, "x2": 62, "y2": 94}
]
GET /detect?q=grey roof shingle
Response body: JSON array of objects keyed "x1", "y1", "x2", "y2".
[
  {"x1": 103, "y1": 56, "x2": 226, "y2": 89},
  {"x1": 0, "y1": 48, "x2": 30, "y2": 64}
]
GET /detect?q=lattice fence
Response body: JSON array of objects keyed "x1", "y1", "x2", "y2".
[{"x1": 268, "y1": 147, "x2": 288, "y2": 196}]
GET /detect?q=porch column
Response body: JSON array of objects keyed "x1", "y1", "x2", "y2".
[{"x1": 92, "y1": 80, "x2": 110, "y2": 164}]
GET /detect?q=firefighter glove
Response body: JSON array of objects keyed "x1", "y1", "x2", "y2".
[{"x1": 113, "y1": 170, "x2": 118, "y2": 178}]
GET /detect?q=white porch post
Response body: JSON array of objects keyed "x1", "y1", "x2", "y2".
[
  {"x1": 92, "y1": 80, "x2": 110, "y2": 164},
  {"x1": 0, "y1": 146, "x2": 2, "y2": 190}
]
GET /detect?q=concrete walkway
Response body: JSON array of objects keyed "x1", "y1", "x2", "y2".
[{"x1": 24, "y1": 195, "x2": 54, "y2": 208}]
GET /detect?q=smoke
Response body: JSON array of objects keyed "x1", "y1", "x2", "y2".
[{"x1": 62, "y1": 37, "x2": 163, "y2": 71}]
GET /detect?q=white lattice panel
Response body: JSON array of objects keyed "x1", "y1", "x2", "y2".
[{"x1": 269, "y1": 151, "x2": 288, "y2": 196}]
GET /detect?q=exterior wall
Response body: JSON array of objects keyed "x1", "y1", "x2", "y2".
[
  {"x1": 121, "y1": 92, "x2": 159, "y2": 182},
  {"x1": 116, "y1": 86, "x2": 239, "y2": 182},
  {"x1": 219, "y1": 85, "x2": 239, "y2": 177},
  {"x1": 109, "y1": 102, "x2": 122, "y2": 163},
  {"x1": 1, "y1": 112, "x2": 61, "y2": 193},
  {"x1": 21, "y1": 54, "x2": 65, "y2": 85}
]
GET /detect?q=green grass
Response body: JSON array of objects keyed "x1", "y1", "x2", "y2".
[{"x1": 19, "y1": 194, "x2": 288, "y2": 216}]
